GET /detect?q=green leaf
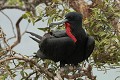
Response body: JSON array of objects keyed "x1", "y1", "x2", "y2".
[
  {"x1": 34, "y1": 17, "x2": 42, "y2": 23},
  {"x1": 19, "y1": 61, "x2": 25, "y2": 65},
  {"x1": 25, "y1": 12, "x2": 32, "y2": 17},
  {"x1": 114, "y1": 13, "x2": 120, "y2": 17},
  {"x1": 0, "y1": 74, "x2": 8, "y2": 80},
  {"x1": 99, "y1": 32, "x2": 106, "y2": 37},
  {"x1": 20, "y1": 70, "x2": 24, "y2": 77},
  {"x1": 28, "y1": 19, "x2": 31, "y2": 23},
  {"x1": 22, "y1": 14, "x2": 27, "y2": 19},
  {"x1": 13, "y1": 73, "x2": 17, "y2": 77}
]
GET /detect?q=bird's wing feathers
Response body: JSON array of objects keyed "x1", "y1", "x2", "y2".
[
  {"x1": 85, "y1": 36, "x2": 95, "y2": 59},
  {"x1": 39, "y1": 36, "x2": 76, "y2": 61},
  {"x1": 51, "y1": 30, "x2": 67, "y2": 38}
]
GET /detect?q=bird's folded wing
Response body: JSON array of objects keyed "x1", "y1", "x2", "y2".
[
  {"x1": 85, "y1": 36, "x2": 95, "y2": 59},
  {"x1": 51, "y1": 30, "x2": 67, "y2": 38},
  {"x1": 40, "y1": 37, "x2": 76, "y2": 59}
]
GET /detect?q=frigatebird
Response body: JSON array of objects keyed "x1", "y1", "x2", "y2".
[{"x1": 27, "y1": 12, "x2": 95, "y2": 67}]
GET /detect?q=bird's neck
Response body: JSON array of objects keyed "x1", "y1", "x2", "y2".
[
  {"x1": 71, "y1": 23, "x2": 85, "y2": 41},
  {"x1": 71, "y1": 23, "x2": 82, "y2": 35},
  {"x1": 65, "y1": 22, "x2": 83, "y2": 43}
]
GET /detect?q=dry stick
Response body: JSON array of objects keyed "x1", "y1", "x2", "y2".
[
  {"x1": 0, "y1": 11, "x2": 16, "y2": 41},
  {"x1": 0, "y1": 54, "x2": 96, "y2": 80},
  {"x1": 55, "y1": 71, "x2": 63, "y2": 80},
  {"x1": 60, "y1": 65, "x2": 96, "y2": 80},
  {"x1": 115, "y1": 76, "x2": 120, "y2": 80},
  {"x1": 0, "y1": 6, "x2": 26, "y2": 11},
  {"x1": 62, "y1": 73, "x2": 83, "y2": 79},
  {"x1": 5, "y1": 63, "x2": 15, "y2": 80},
  {"x1": 0, "y1": 56, "x2": 55, "y2": 79},
  {"x1": 25, "y1": 71, "x2": 37, "y2": 80},
  {"x1": 10, "y1": 16, "x2": 23, "y2": 49},
  {"x1": 9, "y1": 16, "x2": 29, "y2": 49}
]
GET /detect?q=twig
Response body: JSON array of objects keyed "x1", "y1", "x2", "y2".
[
  {"x1": 9, "y1": 16, "x2": 29, "y2": 49},
  {"x1": 54, "y1": 71, "x2": 63, "y2": 80},
  {"x1": 0, "y1": 11, "x2": 16, "y2": 41},
  {"x1": 25, "y1": 71, "x2": 37, "y2": 80},
  {"x1": 5, "y1": 63, "x2": 15, "y2": 80},
  {"x1": 0, "y1": 55, "x2": 55, "y2": 79},
  {"x1": 0, "y1": 6, "x2": 26, "y2": 11},
  {"x1": 0, "y1": 27, "x2": 11, "y2": 50},
  {"x1": 58, "y1": 65, "x2": 96, "y2": 80},
  {"x1": 10, "y1": 16, "x2": 23, "y2": 49},
  {"x1": 62, "y1": 73, "x2": 83, "y2": 79},
  {"x1": 115, "y1": 76, "x2": 120, "y2": 80}
]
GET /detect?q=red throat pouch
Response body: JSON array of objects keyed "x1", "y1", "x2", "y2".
[{"x1": 65, "y1": 22, "x2": 77, "y2": 43}]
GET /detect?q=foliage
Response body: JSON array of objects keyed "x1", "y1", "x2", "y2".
[
  {"x1": 7, "y1": 0, "x2": 24, "y2": 6},
  {"x1": 24, "y1": 0, "x2": 120, "y2": 67},
  {"x1": 0, "y1": 0, "x2": 120, "y2": 80},
  {"x1": 85, "y1": 0, "x2": 120, "y2": 67}
]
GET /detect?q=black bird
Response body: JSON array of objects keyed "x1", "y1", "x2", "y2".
[{"x1": 27, "y1": 12, "x2": 95, "y2": 67}]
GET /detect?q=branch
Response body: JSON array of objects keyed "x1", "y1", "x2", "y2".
[
  {"x1": 54, "y1": 71, "x2": 63, "y2": 80},
  {"x1": 25, "y1": 71, "x2": 37, "y2": 80},
  {"x1": 0, "y1": 55, "x2": 55, "y2": 79},
  {"x1": 58, "y1": 65, "x2": 96, "y2": 80},
  {"x1": 115, "y1": 76, "x2": 120, "y2": 80},
  {"x1": 0, "y1": 11, "x2": 16, "y2": 41},
  {"x1": 0, "y1": 6, "x2": 26, "y2": 11},
  {"x1": 10, "y1": 16, "x2": 23, "y2": 49}
]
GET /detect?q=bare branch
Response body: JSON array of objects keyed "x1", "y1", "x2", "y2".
[
  {"x1": 10, "y1": 16, "x2": 23, "y2": 49},
  {"x1": 0, "y1": 55, "x2": 55, "y2": 79},
  {"x1": 9, "y1": 17, "x2": 29, "y2": 49},
  {"x1": 0, "y1": 6, "x2": 26, "y2": 11},
  {"x1": 0, "y1": 11, "x2": 16, "y2": 41},
  {"x1": 58, "y1": 65, "x2": 96, "y2": 80},
  {"x1": 115, "y1": 76, "x2": 120, "y2": 80},
  {"x1": 25, "y1": 71, "x2": 37, "y2": 80},
  {"x1": 54, "y1": 71, "x2": 63, "y2": 80}
]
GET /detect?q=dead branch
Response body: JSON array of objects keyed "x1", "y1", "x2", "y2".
[
  {"x1": 0, "y1": 55, "x2": 55, "y2": 79},
  {"x1": 58, "y1": 65, "x2": 96, "y2": 80},
  {"x1": 0, "y1": 11, "x2": 16, "y2": 41},
  {"x1": 0, "y1": 6, "x2": 26, "y2": 11},
  {"x1": 10, "y1": 16, "x2": 23, "y2": 49},
  {"x1": 25, "y1": 71, "x2": 37, "y2": 80},
  {"x1": 55, "y1": 71, "x2": 63, "y2": 80},
  {"x1": 0, "y1": 53, "x2": 96, "y2": 80},
  {"x1": 115, "y1": 76, "x2": 120, "y2": 80}
]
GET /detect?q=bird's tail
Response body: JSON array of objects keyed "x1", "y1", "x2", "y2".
[{"x1": 26, "y1": 31, "x2": 42, "y2": 43}]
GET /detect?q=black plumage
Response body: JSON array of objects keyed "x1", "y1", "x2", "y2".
[{"x1": 27, "y1": 12, "x2": 95, "y2": 67}]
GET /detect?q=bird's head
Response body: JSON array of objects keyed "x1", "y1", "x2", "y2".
[
  {"x1": 49, "y1": 12, "x2": 83, "y2": 43},
  {"x1": 65, "y1": 12, "x2": 83, "y2": 25}
]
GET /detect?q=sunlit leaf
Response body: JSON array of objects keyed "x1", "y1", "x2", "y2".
[
  {"x1": 114, "y1": 13, "x2": 120, "y2": 17},
  {"x1": 20, "y1": 70, "x2": 24, "y2": 77}
]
